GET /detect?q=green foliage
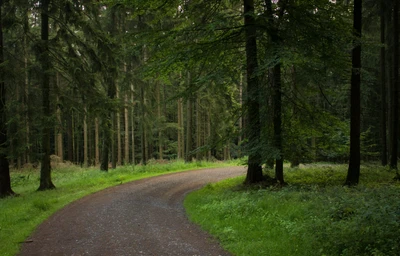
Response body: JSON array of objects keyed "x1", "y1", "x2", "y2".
[{"x1": 185, "y1": 164, "x2": 400, "y2": 256}]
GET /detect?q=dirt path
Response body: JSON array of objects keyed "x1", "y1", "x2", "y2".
[{"x1": 19, "y1": 166, "x2": 246, "y2": 256}]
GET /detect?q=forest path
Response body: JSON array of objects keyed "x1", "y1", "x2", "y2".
[{"x1": 19, "y1": 166, "x2": 246, "y2": 256}]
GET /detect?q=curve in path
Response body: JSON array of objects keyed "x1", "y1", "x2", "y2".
[{"x1": 19, "y1": 166, "x2": 246, "y2": 256}]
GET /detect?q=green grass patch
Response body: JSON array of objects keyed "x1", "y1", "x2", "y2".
[
  {"x1": 184, "y1": 163, "x2": 400, "y2": 256},
  {"x1": 0, "y1": 159, "x2": 241, "y2": 256}
]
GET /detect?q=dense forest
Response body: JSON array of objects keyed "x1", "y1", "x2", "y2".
[{"x1": 0, "y1": 0, "x2": 399, "y2": 196}]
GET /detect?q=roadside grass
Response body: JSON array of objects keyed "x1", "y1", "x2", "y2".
[
  {"x1": 0, "y1": 159, "x2": 241, "y2": 256},
  {"x1": 184, "y1": 163, "x2": 400, "y2": 256}
]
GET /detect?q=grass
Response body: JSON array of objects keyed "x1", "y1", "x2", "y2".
[
  {"x1": 184, "y1": 163, "x2": 400, "y2": 256},
  {"x1": 0, "y1": 159, "x2": 241, "y2": 256}
]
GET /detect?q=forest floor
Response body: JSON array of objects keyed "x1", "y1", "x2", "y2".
[{"x1": 18, "y1": 166, "x2": 246, "y2": 256}]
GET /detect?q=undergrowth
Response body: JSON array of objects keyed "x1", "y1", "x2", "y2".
[
  {"x1": 184, "y1": 163, "x2": 400, "y2": 256},
  {"x1": 0, "y1": 159, "x2": 240, "y2": 256}
]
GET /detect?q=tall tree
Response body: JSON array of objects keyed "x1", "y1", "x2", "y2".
[
  {"x1": 0, "y1": 0, "x2": 15, "y2": 197},
  {"x1": 345, "y1": 0, "x2": 362, "y2": 186},
  {"x1": 380, "y1": 0, "x2": 387, "y2": 166},
  {"x1": 390, "y1": 0, "x2": 399, "y2": 171},
  {"x1": 265, "y1": 0, "x2": 286, "y2": 185},
  {"x1": 243, "y1": 0, "x2": 263, "y2": 184},
  {"x1": 185, "y1": 72, "x2": 193, "y2": 162},
  {"x1": 38, "y1": 0, "x2": 55, "y2": 190}
]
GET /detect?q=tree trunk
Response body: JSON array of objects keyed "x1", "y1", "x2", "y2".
[
  {"x1": 345, "y1": 0, "x2": 362, "y2": 185},
  {"x1": 265, "y1": 0, "x2": 285, "y2": 184},
  {"x1": 196, "y1": 95, "x2": 201, "y2": 160},
  {"x1": 177, "y1": 98, "x2": 182, "y2": 159},
  {"x1": 380, "y1": 1, "x2": 387, "y2": 166},
  {"x1": 38, "y1": 0, "x2": 55, "y2": 190},
  {"x1": 83, "y1": 106, "x2": 88, "y2": 167},
  {"x1": 387, "y1": 12, "x2": 393, "y2": 160},
  {"x1": 207, "y1": 109, "x2": 212, "y2": 160},
  {"x1": 131, "y1": 83, "x2": 135, "y2": 164},
  {"x1": 24, "y1": 9, "x2": 31, "y2": 164},
  {"x1": 238, "y1": 72, "x2": 243, "y2": 157},
  {"x1": 111, "y1": 111, "x2": 116, "y2": 169},
  {"x1": 67, "y1": 110, "x2": 74, "y2": 162},
  {"x1": 124, "y1": 93, "x2": 129, "y2": 164},
  {"x1": 140, "y1": 83, "x2": 147, "y2": 165},
  {"x1": 100, "y1": 116, "x2": 111, "y2": 171},
  {"x1": 272, "y1": 64, "x2": 284, "y2": 183},
  {"x1": 95, "y1": 117, "x2": 99, "y2": 165},
  {"x1": 0, "y1": 1, "x2": 15, "y2": 197},
  {"x1": 117, "y1": 85, "x2": 121, "y2": 166},
  {"x1": 185, "y1": 74, "x2": 193, "y2": 163},
  {"x1": 243, "y1": 0, "x2": 263, "y2": 184},
  {"x1": 157, "y1": 82, "x2": 163, "y2": 159},
  {"x1": 390, "y1": 0, "x2": 399, "y2": 170},
  {"x1": 56, "y1": 83, "x2": 63, "y2": 162}
]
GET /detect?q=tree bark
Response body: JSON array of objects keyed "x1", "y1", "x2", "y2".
[
  {"x1": 185, "y1": 72, "x2": 193, "y2": 162},
  {"x1": 185, "y1": 97, "x2": 193, "y2": 162},
  {"x1": 380, "y1": 1, "x2": 387, "y2": 166},
  {"x1": 272, "y1": 64, "x2": 284, "y2": 183},
  {"x1": 196, "y1": 95, "x2": 202, "y2": 160},
  {"x1": 265, "y1": 0, "x2": 285, "y2": 184},
  {"x1": 345, "y1": 0, "x2": 362, "y2": 185},
  {"x1": 117, "y1": 85, "x2": 121, "y2": 166},
  {"x1": 177, "y1": 98, "x2": 182, "y2": 159},
  {"x1": 95, "y1": 117, "x2": 99, "y2": 165},
  {"x1": 100, "y1": 116, "x2": 111, "y2": 171},
  {"x1": 207, "y1": 109, "x2": 212, "y2": 160},
  {"x1": 38, "y1": 0, "x2": 55, "y2": 190},
  {"x1": 390, "y1": 0, "x2": 399, "y2": 170},
  {"x1": 111, "y1": 111, "x2": 116, "y2": 169},
  {"x1": 67, "y1": 110, "x2": 74, "y2": 162},
  {"x1": 124, "y1": 93, "x2": 129, "y2": 164},
  {"x1": 243, "y1": 0, "x2": 263, "y2": 184},
  {"x1": 131, "y1": 83, "x2": 135, "y2": 164},
  {"x1": 83, "y1": 106, "x2": 88, "y2": 167},
  {"x1": 56, "y1": 79, "x2": 63, "y2": 162},
  {"x1": 23, "y1": 7, "x2": 31, "y2": 164},
  {"x1": 157, "y1": 82, "x2": 163, "y2": 159},
  {"x1": 140, "y1": 83, "x2": 147, "y2": 165},
  {"x1": 0, "y1": 1, "x2": 15, "y2": 197}
]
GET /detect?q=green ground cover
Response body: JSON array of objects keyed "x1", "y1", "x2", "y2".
[
  {"x1": 185, "y1": 164, "x2": 400, "y2": 256},
  {"x1": 0, "y1": 159, "x2": 239, "y2": 256}
]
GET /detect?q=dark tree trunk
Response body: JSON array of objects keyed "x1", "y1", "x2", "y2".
[
  {"x1": 387, "y1": 12, "x2": 394, "y2": 160},
  {"x1": 140, "y1": 83, "x2": 147, "y2": 165},
  {"x1": 185, "y1": 96, "x2": 193, "y2": 162},
  {"x1": 100, "y1": 7, "x2": 117, "y2": 171},
  {"x1": 243, "y1": 0, "x2": 263, "y2": 184},
  {"x1": 100, "y1": 78, "x2": 115, "y2": 171},
  {"x1": 390, "y1": 0, "x2": 399, "y2": 170},
  {"x1": 345, "y1": 0, "x2": 362, "y2": 186},
  {"x1": 0, "y1": 1, "x2": 15, "y2": 197},
  {"x1": 272, "y1": 64, "x2": 284, "y2": 184},
  {"x1": 100, "y1": 118, "x2": 110, "y2": 171},
  {"x1": 265, "y1": 0, "x2": 285, "y2": 184},
  {"x1": 38, "y1": 0, "x2": 55, "y2": 190},
  {"x1": 380, "y1": 1, "x2": 387, "y2": 166},
  {"x1": 185, "y1": 72, "x2": 193, "y2": 163},
  {"x1": 66, "y1": 111, "x2": 74, "y2": 162}
]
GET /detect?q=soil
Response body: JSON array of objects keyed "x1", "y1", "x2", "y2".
[{"x1": 18, "y1": 166, "x2": 246, "y2": 256}]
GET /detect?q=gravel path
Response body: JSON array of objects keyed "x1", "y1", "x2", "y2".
[{"x1": 19, "y1": 166, "x2": 246, "y2": 256}]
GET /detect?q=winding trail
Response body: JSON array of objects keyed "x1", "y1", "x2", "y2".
[{"x1": 19, "y1": 166, "x2": 246, "y2": 256}]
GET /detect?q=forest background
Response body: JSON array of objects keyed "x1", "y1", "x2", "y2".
[{"x1": 0, "y1": 0, "x2": 399, "y2": 194}]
